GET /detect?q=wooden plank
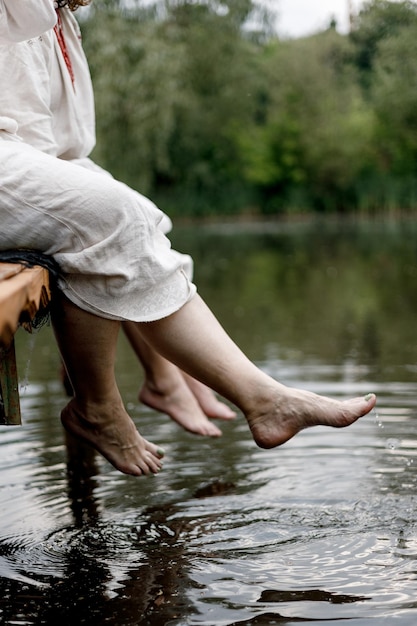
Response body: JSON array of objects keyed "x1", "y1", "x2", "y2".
[
  {"x1": 0, "y1": 263, "x2": 25, "y2": 281},
  {"x1": 0, "y1": 265, "x2": 51, "y2": 349}
]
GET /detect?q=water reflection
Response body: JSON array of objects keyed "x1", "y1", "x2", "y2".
[
  {"x1": 0, "y1": 218, "x2": 417, "y2": 625},
  {"x1": 0, "y1": 433, "x2": 195, "y2": 625},
  {"x1": 258, "y1": 589, "x2": 370, "y2": 604}
]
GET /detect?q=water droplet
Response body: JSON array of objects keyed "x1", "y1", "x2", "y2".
[
  {"x1": 20, "y1": 333, "x2": 37, "y2": 392},
  {"x1": 386, "y1": 438, "x2": 400, "y2": 451},
  {"x1": 374, "y1": 413, "x2": 384, "y2": 429}
]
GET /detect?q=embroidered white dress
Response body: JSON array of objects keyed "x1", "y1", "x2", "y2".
[{"x1": 0, "y1": 0, "x2": 195, "y2": 322}]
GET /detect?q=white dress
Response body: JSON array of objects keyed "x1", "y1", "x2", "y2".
[{"x1": 0, "y1": 0, "x2": 195, "y2": 322}]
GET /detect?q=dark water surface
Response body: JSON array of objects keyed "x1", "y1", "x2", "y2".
[{"x1": 1, "y1": 218, "x2": 417, "y2": 625}]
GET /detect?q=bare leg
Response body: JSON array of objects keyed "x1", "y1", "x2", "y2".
[
  {"x1": 123, "y1": 322, "x2": 235, "y2": 437},
  {"x1": 51, "y1": 295, "x2": 164, "y2": 476},
  {"x1": 138, "y1": 295, "x2": 377, "y2": 448},
  {"x1": 180, "y1": 372, "x2": 236, "y2": 421}
]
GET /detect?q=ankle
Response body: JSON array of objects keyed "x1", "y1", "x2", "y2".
[
  {"x1": 67, "y1": 395, "x2": 124, "y2": 425},
  {"x1": 142, "y1": 368, "x2": 184, "y2": 397},
  {"x1": 239, "y1": 379, "x2": 283, "y2": 419}
]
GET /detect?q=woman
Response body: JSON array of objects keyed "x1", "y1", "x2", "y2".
[
  {"x1": 0, "y1": 0, "x2": 376, "y2": 476},
  {"x1": 1, "y1": 0, "x2": 235, "y2": 439}
]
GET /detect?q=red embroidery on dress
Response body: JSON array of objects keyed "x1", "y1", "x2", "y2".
[{"x1": 54, "y1": 10, "x2": 75, "y2": 87}]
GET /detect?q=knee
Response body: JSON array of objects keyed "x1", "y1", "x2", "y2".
[{"x1": 90, "y1": 181, "x2": 147, "y2": 235}]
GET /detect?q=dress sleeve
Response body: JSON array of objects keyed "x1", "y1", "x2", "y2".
[{"x1": 0, "y1": 0, "x2": 57, "y2": 44}]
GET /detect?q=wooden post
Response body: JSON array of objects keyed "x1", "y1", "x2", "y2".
[
  {"x1": 0, "y1": 340, "x2": 21, "y2": 425},
  {"x1": 0, "y1": 263, "x2": 51, "y2": 426}
]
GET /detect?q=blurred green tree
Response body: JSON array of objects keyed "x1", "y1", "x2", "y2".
[
  {"x1": 236, "y1": 29, "x2": 374, "y2": 212},
  {"x1": 79, "y1": 0, "x2": 417, "y2": 216},
  {"x1": 82, "y1": 0, "x2": 271, "y2": 215},
  {"x1": 349, "y1": 1, "x2": 417, "y2": 210},
  {"x1": 350, "y1": 0, "x2": 417, "y2": 88}
]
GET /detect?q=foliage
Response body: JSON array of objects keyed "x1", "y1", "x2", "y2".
[
  {"x1": 349, "y1": 0, "x2": 417, "y2": 87},
  {"x1": 236, "y1": 30, "x2": 374, "y2": 212},
  {"x1": 79, "y1": 0, "x2": 417, "y2": 216},
  {"x1": 352, "y1": 1, "x2": 417, "y2": 210}
]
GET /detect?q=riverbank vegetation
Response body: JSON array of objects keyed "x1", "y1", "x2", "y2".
[{"x1": 81, "y1": 0, "x2": 417, "y2": 217}]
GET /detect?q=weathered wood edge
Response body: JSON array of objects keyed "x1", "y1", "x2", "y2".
[{"x1": 0, "y1": 265, "x2": 51, "y2": 425}]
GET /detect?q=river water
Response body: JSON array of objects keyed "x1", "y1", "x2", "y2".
[{"x1": 1, "y1": 218, "x2": 417, "y2": 625}]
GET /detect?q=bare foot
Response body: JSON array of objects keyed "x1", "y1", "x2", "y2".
[
  {"x1": 182, "y1": 373, "x2": 237, "y2": 420},
  {"x1": 61, "y1": 398, "x2": 164, "y2": 476},
  {"x1": 246, "y1": 385, "x2": 376, "y2": 449},
  {"x1": 139, "y1": 371, "x2": 223, "y2": 437}
]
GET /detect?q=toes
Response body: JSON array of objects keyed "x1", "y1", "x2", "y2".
[
  {"x1": 362, "y1": 393, "x2": 376, "y2": 412},
  {"x1": 144, "y1": 440, "x2": 165, "y2": 459},
  {"x1": 131, "y1": 443, "x2": 163, "y2": 475},
  {"x1": 194, "y1": 421, "x2": 222, "y2": 437},
  {"x1": 198, "y1": 400, "x2": 236, "y2": 421},
  {"x1": 341, "y1": 394, "x2": 376, "y2": 422},
  {"x1": 219, "y1": 409, "x2": 237, "y2": 421},
  {"x1": 211, "y1": 404, "x2": 237, "y2": 421},
  {"x1": 137, "y1": 453, "x2": 162, "y2": 476},
  {"x1": 207, "y1": 424, "x2": 222, "y2": 437}
]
